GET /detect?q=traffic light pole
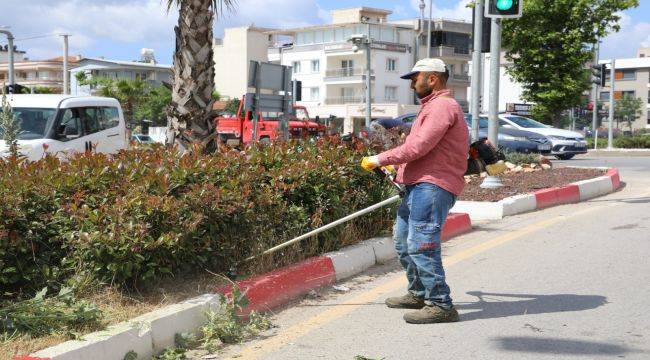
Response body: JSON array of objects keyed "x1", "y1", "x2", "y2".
[
  {"x1": 470, "y1": 0, "x2": 484, "y2": 143},
  {"x1": 591, "y1": 42, "x2": 599, "y2": 148},
  {"x1": 608, "y1": 59, "x2": 615, "y2": 150},
  {"x1": 487, "y1": 17, "x2": 501, "y2": 148}
]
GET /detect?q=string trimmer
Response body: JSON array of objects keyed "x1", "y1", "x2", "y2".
[{"x1": 226, "y1": 166, "x2": 405, "y2": 280}]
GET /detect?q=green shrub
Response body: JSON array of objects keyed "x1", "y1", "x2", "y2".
[
  {"x1": 613, "y1": 135, "x2": 650, "y2": 149},
  {"x1": 0, "y1": 138, "x2": 393, "y2": 299},
  {"x1": 503, "y1": 151, "x2": 541, "y2": 165}
]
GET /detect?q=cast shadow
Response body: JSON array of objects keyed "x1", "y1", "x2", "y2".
[
  {"x1": 456, "y1": 291, "x2": 607, "y2": 322},
  {"x1": 494, "y1": 336, "x2": 645, "y2": 357}
]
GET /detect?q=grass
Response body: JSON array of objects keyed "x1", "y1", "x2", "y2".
[{"x1": 1, "y1": 272, "x2": 230, "y2": 360}]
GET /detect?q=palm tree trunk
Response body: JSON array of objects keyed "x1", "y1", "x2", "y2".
[{"x1": 167, "y1": 0, "x2": 217, "y2": 152}]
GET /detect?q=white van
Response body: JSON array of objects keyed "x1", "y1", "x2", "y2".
[{"x1": 0, "y1": 95, "x2": 128, "y2": 161}]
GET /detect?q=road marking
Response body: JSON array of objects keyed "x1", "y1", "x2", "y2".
[{"x1": 231, "y1": 191, "x2": 648, "y2": 359}]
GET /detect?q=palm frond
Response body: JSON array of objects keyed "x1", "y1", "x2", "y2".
[{"x1": 165, "y1": 0, "x2": 237, "y2": 17}]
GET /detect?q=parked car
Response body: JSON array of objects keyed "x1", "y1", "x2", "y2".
[
  {"x1": 367, "y1": 112, "x2": 551, "y2": 155},
  {"x1": 131, "y1": 134, "x2": 155, "y2": 144},
  {"x1": 497, "y1": 114, "x2": 587, "y2": 160},
  {"x1": 464, "y1": 115, "x2": 552, "y2": 155},
  {"x1": 1, "y1": 95, "x2": 128, "y2": 161}
]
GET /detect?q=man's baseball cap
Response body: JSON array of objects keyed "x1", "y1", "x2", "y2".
[{"x1": 400, "y1": 58, "x2": 448, "y2": 79}]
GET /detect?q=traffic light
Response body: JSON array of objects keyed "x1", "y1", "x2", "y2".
[
  {"x1": 591, "y1": 64, "x2": 607, "y2": 87},
  {"x1": 4, "y1": 84, "x2": 26, "y2": 94},
  {"x1": 485, "y1": 0, "x2": 522, "y2": 18}
]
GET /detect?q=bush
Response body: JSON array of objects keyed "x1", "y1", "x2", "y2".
[
  {"x1": 0, "y1": 138, "x2": 393, "y2": 299},
  {"x1": 613, "y1": 135, "x2": 650, "y2": 149},
  {"x1": 503, "y1": 151, "x2": 541, "y2": 165}
]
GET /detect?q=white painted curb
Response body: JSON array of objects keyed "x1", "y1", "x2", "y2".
[
  {"x1": 364, "y1": 236, "x2": 395, "y2": 264},
  {"x1": 32, "y1": 294, "x2": 219, "y2": 360},
  {"x1": 501, "y1": 193, "x2": 537, "y2": 217},
  {"x1": 326, "y1": 242, "x2": 376, "y2": 281},
  {"x1": 574, "y1": 176, "x2": 613, "y2": 201},
  {"x1": 451, "y1": 201, "x2": 504, "y2": 221}
]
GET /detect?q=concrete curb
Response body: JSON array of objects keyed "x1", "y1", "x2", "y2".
[
  {"x1": 22, "y1": 294, "x2": 220, "y2": 360},
  {"x1": 451, "y1": 168, "x2": 621, "y2": 221},
  {"x1": 18, "y1": 213, "x2": 472, "y2": 360}
]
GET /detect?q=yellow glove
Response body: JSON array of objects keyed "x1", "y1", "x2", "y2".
[{"x1": 361, "y1": 156, "x2": 380, "y2": 172}]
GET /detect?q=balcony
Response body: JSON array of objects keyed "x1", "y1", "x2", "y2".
[
  {"x1": 428, "y1": 46, "x2": 470, "y2": 59},
  {"x1": 449, "y1": 73, "x2": 470, "y2": 83},
  {"x1": 324, "y1": 96, "x2": 375, "y2": 105},
  {"x1": 324, "y1": 68, "x2": 375, "y2": 83}
]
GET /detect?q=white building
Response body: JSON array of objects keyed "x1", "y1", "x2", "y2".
[
  {"x1": 213, "y1": 26, "x2": 275, "y2": 101},
  {"x1": 70, "y1": 56, "x2": 172, "y2": 96},
  {"x1": 0, "y1": 44, "x2": 26, "y2": 63},
  {"x1": 469, "y1": 51, "x2": 527, "y2": 113},
  {"x1": 213, "y1": 7, "x2": 473, "y2": 134}
]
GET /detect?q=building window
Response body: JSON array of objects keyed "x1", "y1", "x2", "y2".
[
  {"x1": 600, "y1": 92, "x2": 610, "y2": 101},
  {"x1": 292, "y1": 61, "x2": 301, "y2": 74},
  {"x1": 385, "y1": 86, "x2": 397, "y2": 102},
  {"x1": 617, "y1": 69, "x2": 636, "y2": 81},
  {"x1": 311, "y1": 60, "x2": 320, "y2": 73},
  {"x1": 431, "y1": 31, "x2": 470, "y2": 54},
  {"x1": 386, "y1": 58, "x2": 397, "y2": 72},
  {"x1": 616, "y1": 90, "x2": 635, "y2": 100},
  {"x1": 314, "y1": 31, "x2": 323, "y2": 44},
  {"x1": 309, "y1": 87, "x2": 320, "y2": 101}
]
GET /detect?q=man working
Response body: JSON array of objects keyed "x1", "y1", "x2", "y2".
[{"x1": 361, "y1": 58, "x2": 468, "y2": 324}]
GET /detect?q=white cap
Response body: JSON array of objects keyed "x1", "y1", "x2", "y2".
[{"x1": 400, "y1": 58, "x2": 448, "y2": 79}]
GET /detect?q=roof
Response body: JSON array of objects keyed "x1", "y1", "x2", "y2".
[
  {"x1": 80, "y1": 57, "x2": 172, "y2": 70},
  {"x1": 599, "y1": 57, "x2": 650, "y2": 69},
  {"x1": 266, "y1": 21, "x2": 412, "y2": 35},
  {"x1": 6, "y1": 94, "x2": 116, "y2": 109},
  {"x1": 332, "y1": 7, "x2": 393, "y2": 15},
  {"x1": 47, "y1": 55, "x2": 84, "y2": 63}
]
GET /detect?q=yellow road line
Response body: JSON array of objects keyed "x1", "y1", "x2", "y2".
[{"x1": 233, "y1": 191, "x2": 646, "y2": 359}]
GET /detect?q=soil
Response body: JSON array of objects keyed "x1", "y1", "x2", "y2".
[{"x1": 459, "y1": 167, "x2": 606, "y2": 202}]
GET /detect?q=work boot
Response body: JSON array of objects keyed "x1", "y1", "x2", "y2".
[
  {"x1": 403, "y1": 305, "x2": 459, "y2": 324},
  {"x1": 385, "y1": 293, "x2": 425, "y2": 309}
]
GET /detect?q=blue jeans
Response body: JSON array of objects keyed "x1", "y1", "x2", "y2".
[{"x1": 394, "y1": 183, "x2": 456, "y2": 309}]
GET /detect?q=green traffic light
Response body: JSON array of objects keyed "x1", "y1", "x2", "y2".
[{"x1": 496, "y1": 0, "x2": 514, "y2": 10}]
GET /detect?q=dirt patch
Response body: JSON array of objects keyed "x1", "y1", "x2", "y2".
[{"x1": 459, "y1": 168, "x2": 606, "y2": 202}]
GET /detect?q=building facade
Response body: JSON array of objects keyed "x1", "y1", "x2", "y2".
[
  {"x1": 0, "y1": 44, "x2": 26, "y2": 63},
  {"x1": 598, "y1": 56, "x2": 650, "y2": 130},
  {"x1": 213, "y1": 7, "x2": 473, "y2": 134},
  {"x1": 70, "y1": 57, "x2": 172, "y2": 96},
  {"x1": 0, "y1": 55, "x2": 81, "y2": 93}
]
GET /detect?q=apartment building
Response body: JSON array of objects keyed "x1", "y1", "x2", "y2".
[
  {"x1": 213, "y1": 7, "x2": 472, "y2": 134},
  {"x1": 599, "y1": 55, "x2": 650, "y2": 130},
  {"x1": 70, "y1": 56, "x2": 172, "y2": 96},
  {"x1": 0, "y1": 55, "x2": 82, "y2": 93}
]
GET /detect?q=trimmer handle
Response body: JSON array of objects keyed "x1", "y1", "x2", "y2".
[{"x1": 374, "y1": 166, "x2": 406, "y2": 198}]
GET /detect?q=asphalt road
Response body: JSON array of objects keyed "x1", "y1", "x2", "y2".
[{"x1": 219, "y1": 154, "x2": 650, "y2": 360}]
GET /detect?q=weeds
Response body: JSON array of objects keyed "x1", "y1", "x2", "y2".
[{"x1": 0, "y1": 287, "x2": 102, "y2": 337}]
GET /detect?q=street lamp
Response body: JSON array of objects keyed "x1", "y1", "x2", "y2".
[
  {"x1": 0, "y1": 28, "x2": 15, "y2": 89},
  {"x1": 348, "y1": 33, "x2": 372, "y2": 129}
]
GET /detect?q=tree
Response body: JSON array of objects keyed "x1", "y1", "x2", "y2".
[
  {"x1": 166, "y1": 0, "x2": 235, "y2": 152},
  {"x1": 223, "y1": 98, "x2": 240, "y2": 115},
  {"x1": 614, "y1": 94, "x2": 643, "y2": 130},
  {"x1": 501, "y1": 0, "x2": 638, "y2": 127},
  {"x1": 0, "y1": 87, "x2": 21, "y2": 158},
  {"x1": 136, "y1": 85, "x2": 172, "y2": 126}
]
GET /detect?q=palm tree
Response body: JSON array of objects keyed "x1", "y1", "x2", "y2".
[{"x1": 166, "y1": 0, "x2": 235, "y2": 152}]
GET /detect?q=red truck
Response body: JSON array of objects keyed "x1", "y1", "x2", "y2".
[{"x1": 215, "y1": 97, "x2": 326, "y2": 146}]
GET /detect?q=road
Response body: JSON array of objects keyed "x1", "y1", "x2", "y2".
[{"x1": 219, "y1": 154, "x2": 650, "y2": 360}]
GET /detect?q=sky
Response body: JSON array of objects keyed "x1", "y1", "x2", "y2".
[{"x1": 0, "y1": 0, "x2": 648, "y2": 64}]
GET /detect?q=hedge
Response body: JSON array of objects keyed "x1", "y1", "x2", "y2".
[{"x1": 0, "y1": 138, "x2": 394, "y2": 299}]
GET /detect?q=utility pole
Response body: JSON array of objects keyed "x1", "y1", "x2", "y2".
[
  {"x1": 61, "y1": 34, "x2": 69, "y2": 95},
  {"x1": 591, "y1": 41, "x2": 599, "y2": 147},
  {"x1": 487, "y1": 18, "x2": 501, "y2": 147},
  {"x1": 0, "y1": 29, "x2": 15, "y2": 88},
  {"x1": 470, "y1": 0, "x2": 484, "y2": 142},
  {"x1": 365, "y1": 30, "x2": 372, "y2": 129},
  {"x1": 426, "y1": 0, "x2": 433, "y2": 58},
  {"x1": 608, "y1": 59, "x2": 615, "y2": 150},
  {"x1": 419, "y1": 0, "x2": 425, "y2": 59}
]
